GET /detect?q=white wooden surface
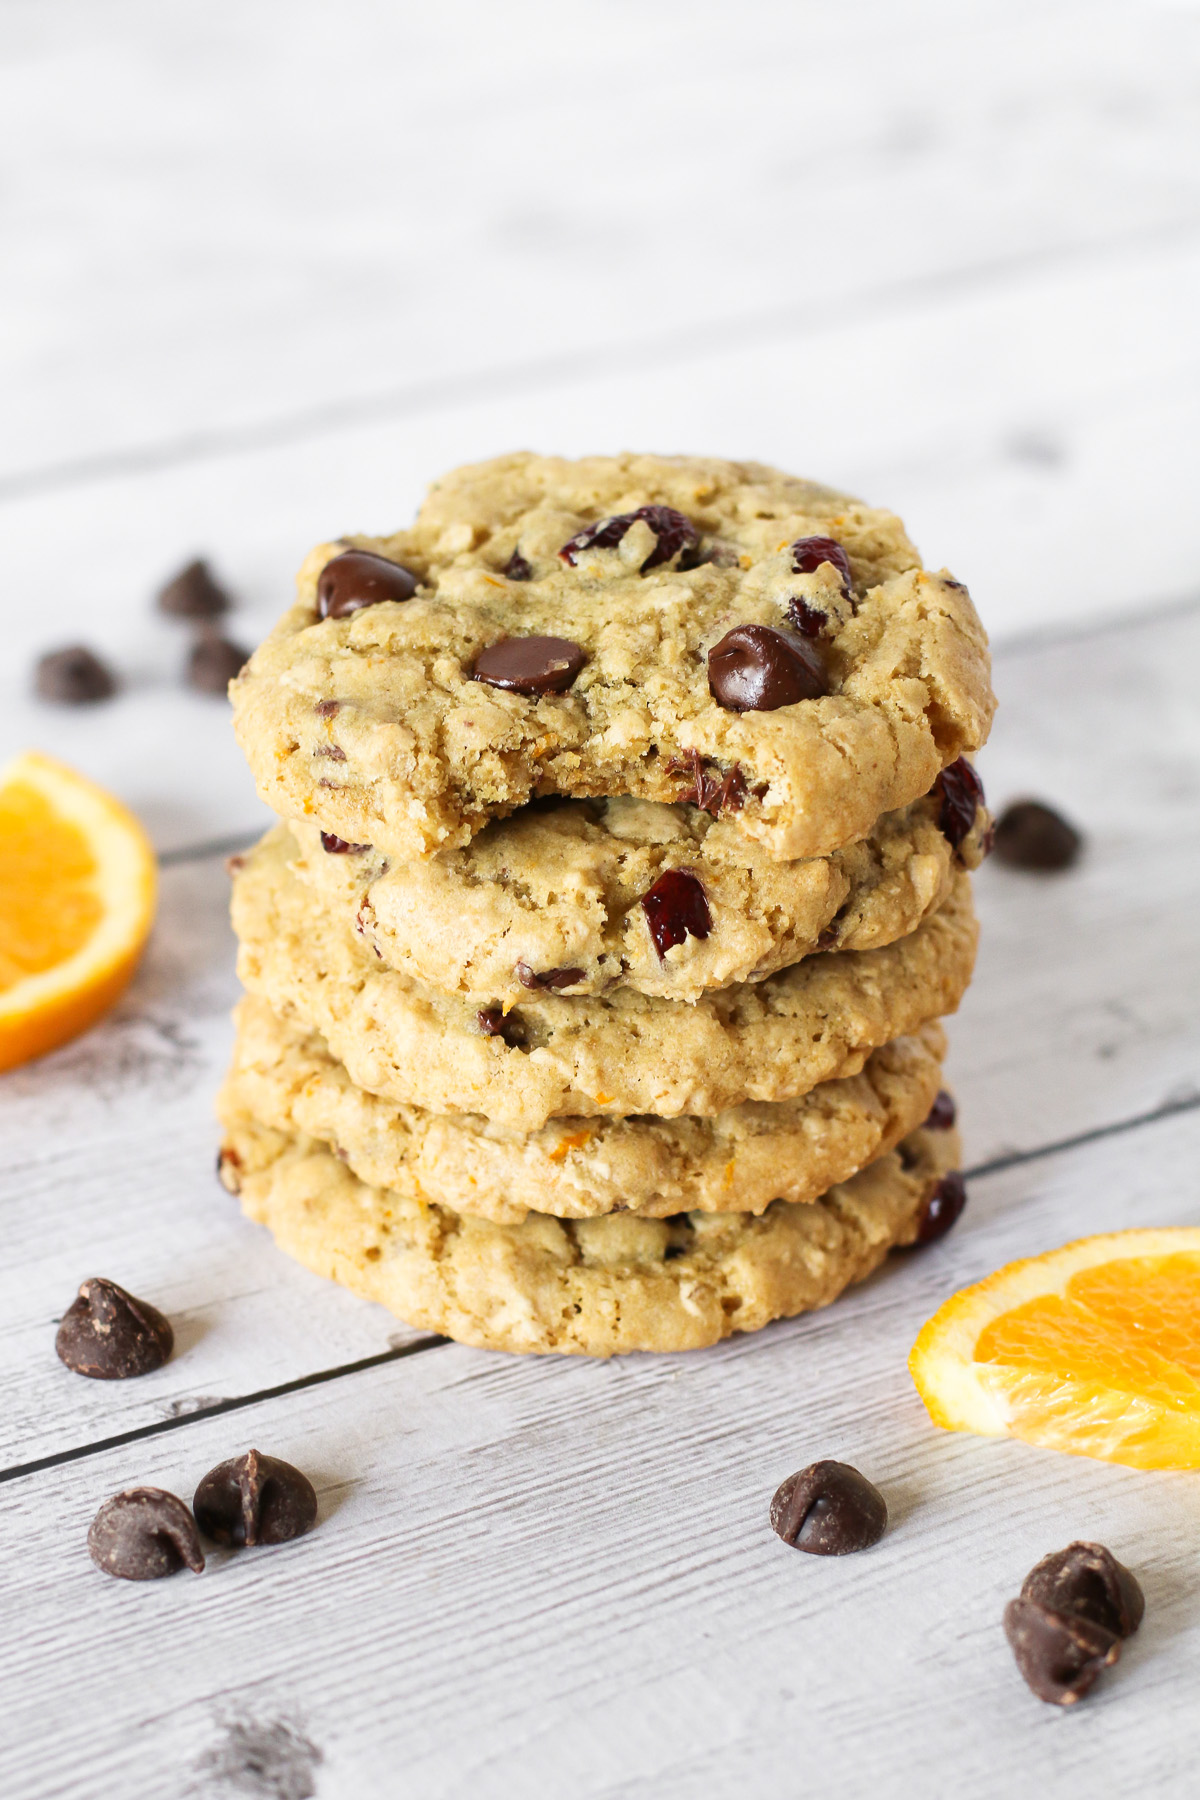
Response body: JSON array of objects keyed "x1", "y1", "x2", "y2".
[{"x1": 3, "y1": 4, "x2": 1200, "y2": 1796}]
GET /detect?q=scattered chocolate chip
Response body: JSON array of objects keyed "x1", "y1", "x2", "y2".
[
  {"x1": 477, "y1": 1006, "x2": 526, "y2": 1048},
  {"x1": 35, "y1": 645, "x2": 117, "y2": 705},
  {"x1": 992, "y1": 799, "x2": 1082, "y2": 872},
  {"x1": 515, "y1": 961, "x2": 585, "y2": 991},
  {"x1": 503, "y1": 550, "x2": 533, "y2": 581},
  {"x1": 88, "y1": 1488, "x2": 205, "y2": 1580},
  {"x1": 770, "y1": 1460, "x2": 887, "y2": 1555},
  {"x1": 314, "y1": 699, "x2": 340, "y2": 718},
  {"x1": 912, "y1": 1171, "x2": 967, "y2": 1244},
  {"x1": 56, "y1": 1278, "x2": 174, "y2": 1380},
  {"x1": 791, "y1": 535, "x2": 851, "y2": 594},
  {"x1": 924, "y1": 1090, "x2": 957, "y2": 1130},
  {"x1": 559, "y1": 505, "x2": 699, "y2": 572},
  {"x1": 708, "y1": 624, "x2": 827, "y2": 711},
  {"x1": 787, "y1": 599, "x2": 827, "y2": 638},
  {"x1": 193, "y1": 1450, "x2": 317, "y2": 1548},
  {"x1": 317, "y1": 550, "x2": 419, "y2": 620},
  {"x1": 1003, "y1": 1596, "x2": 1120, "y2": 1705},
  {"x1": 641, "y1": 870, "x2": 712, "y2": 960},
  {"x1": 666, "y1": 751, "x2": 747, "y2": 817},
  {"x1": 1021, "y1": 1543, "x2": 1144, "y2": 1640},
  {"x1": 320, "y1": 832, "x2": 371, "y2": 854},
  {"x1": 473, "y1": 635, "x2": 586, "y2": 696},
  {"x1": 933, "y1": 757, "x2": 985, "y2": 850},
  {"x1": 157, "y1": 558, "x2": 232, "y2": 620},
  {"x1": 186, "y1": 632, "x2": 248, "y2": 694}
]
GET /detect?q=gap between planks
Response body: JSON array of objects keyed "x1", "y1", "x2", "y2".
[
  {"x1": 2, "y1": 216, "x2": 1198, "y2": 507},
  {"x1": 4, "y1": 1091, "x2": 1197, "y2": 1493}
]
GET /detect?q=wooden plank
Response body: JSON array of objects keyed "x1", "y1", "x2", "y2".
[
  {"x1": 4, "y1": 1107, "x2": 1199, "y2": 1800},
  {"x1": 2, "y1": 605, "x2": 1198, "y2": 1469},
  {"x1": 4, "y1": 0, "x2": 1199, "y2": 479},
  {"x1": 2, "y1": 241, "x2": 1198, "y2": 852}
]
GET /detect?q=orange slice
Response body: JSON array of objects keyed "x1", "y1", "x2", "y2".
[
  {"x1": 0, "y1": 751, "x2": 157, "y2": 1071},
  {"x1": 909, "y1": 1228, "x2": 1200, "y2": 1469}
]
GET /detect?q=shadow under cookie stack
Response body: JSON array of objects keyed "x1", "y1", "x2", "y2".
[{"x1": 217, "y1": 454, "x2": 996, "y2": 1357}]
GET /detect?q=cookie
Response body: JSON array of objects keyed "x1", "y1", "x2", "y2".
[
  {"x1": 219, "y1": 1114, "x2": 962, "y2": 1356},
  {"x1": 231, "y1": 453, "x2": 994, "y2": 864},
  {"x1": 232, "y1": 827, "x2": 978, "y2": 1131},
  {"x1": 219, "y1": 996, "x2": 948, "y2": 1223},
  {"x1": 287, "y1": 783, "x2": 990, "y2": 1004}
]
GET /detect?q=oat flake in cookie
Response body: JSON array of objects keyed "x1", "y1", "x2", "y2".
[{"x1": 231, "y1": 453, "x2": 995, "y2": 863}]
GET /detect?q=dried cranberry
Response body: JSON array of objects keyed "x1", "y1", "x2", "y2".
[
  {"x1": 787, "y1": 599, "x2": 827, "y2": 638},
  {"x1": 666, "y1": 752, "x2": 747, "y2": 817},
  {"x1": 515, "y1": 962, "x2": 585, "y2": 991},
  {"x1": 641, "y1": 870, "x2": 712, "y2": 960},
  {"x1": 559, "y1": 505, "x2": 699, "y2": 572},
  {"x1": 708, "y1": 624, "x2": 827, "y2": 711},
  {"x1": 933, "y1": 757, "x2": 985, "y2": 849},
  {"x1": 791, "y1": 535, "x2": 851, "y2": 593},
  {"x1": 320, "y1": 832, "x2": 371, "y2": 854},
  {"x1": 924, "y1": 1090, "x2": 957, "y2": 1130},
  {"x1": 504, "y1": 550, "x2": 532, "y2": 581},
  {"x1": 913, "y1": 1171, "x2": 967, "y2": 1244}
]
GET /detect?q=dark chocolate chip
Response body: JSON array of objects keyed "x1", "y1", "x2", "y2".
[
  {"x1": 35, "y1": 645, "x2": 117, "y2": 705},
  {"x1": 912, "y1": 1171, "x2": 967, "y2": 1244},
  {"x1": 708, "y1": 624, "x2": 827, "y2": 711},
  {"x1": 769, "y1": 1460, "x2": 887, "y2": 1555},
  {"x1": 186, "y1": 633, "x2": 249, "y2": 694},
  {"x1": 89, "y1": 1488, "x2": 205, "y2": 1580},
  {"x1": 317, "y1": 550, "x2": 419, "y2": 620},
  {"x1": 157, "y1": 558, "x2": 232, "y2": 620},
  {"x1": 933, "y1": 757, "x2": 985, "y2": 850},
  {"x1": 1003, "y1": 1596, "x2": 1120, "y2": 1705},
  {"x1": 515, "y1": 961, "x2": 585, "y2": 991},
  {"x1": 992, "y1": 799, "x2": 1082, "y2": 872},
  {"x1": 641, "y1": 870, "x2": 712, "y2": 960},
  {"x1": 790, "y1": 535, "x2": 851, "y2": 593},
  {"x1": 924, "y1": 1090, "x2": 957, "y2": 1130},
  {"x1": 314, "y1": 743, "x2": 346, "y2": 761},
  {"x1": 320, "y1": 832, "x2": 371, "y2": 854},
  {"x1": 1021, "y1": 1543, "x2": 1144, "y2": 1640},
  {"x1": 666, "y1": 751, "x2": 747, "y2": 817},
  {"x1": 504, "y1": 550, "x2": 533, "y2": 581},
  {"x1": 473, "y1": 635, "x2": 586, "y2": 696},
  {"x1": 787, "y1": 599, "x2": 827, "y2": 638},
  {"x1": 193, "y1": 1450, "x2": 317, "y2": 1548},
  {"x1": 477, "y1": 1006, "x2": 527, "y2": 1048},
  {"x1": 559, "y1": 504, "x2": 699, "y2": 572},
  {"x1": 56, "y1": 1278, "x2": 174, "y2": 1380}
]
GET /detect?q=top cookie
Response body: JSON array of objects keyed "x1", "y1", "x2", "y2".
[{"x1": 231, "y1": 453, "x2": 995, "y2": 862}]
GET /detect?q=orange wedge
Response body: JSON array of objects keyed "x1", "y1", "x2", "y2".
[
  {"x1": 0, "y1": 751, "x2": 157, "y2": 1071},
  {"x1": 910, "y1": 1228, "x2": 1200, "y2": 1469}
]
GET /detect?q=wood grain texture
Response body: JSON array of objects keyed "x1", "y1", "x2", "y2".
[{"x1": 3, "y1": 1109, "x2": 1199, "y2": 1800}]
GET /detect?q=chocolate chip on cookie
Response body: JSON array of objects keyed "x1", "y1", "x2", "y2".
[
  {"x1": 666, "y1": 751, "x2": 747, "y2": 817},
  {"x1": 559, "y1": 505, "x2": 699, "y2": 572},
  {"x1": 924, "y1": 1090, "x2": 957, "y2": 1130},
  {"x1": 786, "y1": 599, "x2": 827, "y2": 638},
  {"x1": 318, "y1": 550, "x2": 419, "y2": 619},
  {"x1": 641, "y1": 870, "x2": 712, "y2": 960},
  {"x1": 933, "y1": 757, "x2": 985, "y2": 850},
  {"x1": 912, "y1": 1170, "x2": 967, "y2": 1244},
  {"x1": 503, "y1": 550, "x2": 533, "y2": 581},
  {"x1": 477, "y1": 1006, "x2": 527, "y2": 1048},
  {"x1": 790, "y1": 535, "x2": 851, "y2": 594},
  {"x1": 320, "y1": 832, "x2": 371, "y2": 854},
  {"x1": 769, "y1": 1460, "x2": 888, "y2": 1555},
  {"x1": 515, "y1": 962, "x2": 585, "y2": 991},
  {"x1": 157, "y1": 558, "x2": 232, "y2": 619},
  {"x1": 1020, "y1": 1543, "x2": 1144, "y2": 1639},
  {"x1": 193, "y1": 1449, "x2": 317, "y2": 1548},
  {"x1": 473, "y1": 636, "x2": 586, "y2": 696},
  {"x1": 35, "y1": 645, "x2": 117, "y2": 705},
  {"x1": 56, "y1": 1277, "x2": 174, "y2": 1379},
  {"x1": 89, "y1": 1488, "x2": 205, "y2": 1580},
  {"x1": 992, "y1": 799, "x2": 1082, "y2": 871},
  {"x1": 708, "y1": 624, "x2": 827, "y2": 711}
]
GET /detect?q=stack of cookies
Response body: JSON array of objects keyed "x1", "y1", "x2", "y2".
[{"x1": 217, "y1": 454, "x2": 995, "y2": 1356}]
